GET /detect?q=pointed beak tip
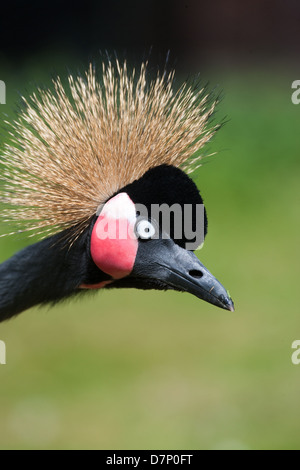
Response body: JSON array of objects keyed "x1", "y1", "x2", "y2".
[{"x1": 225, "y1": 299, "x2": 235, "y2": 312}]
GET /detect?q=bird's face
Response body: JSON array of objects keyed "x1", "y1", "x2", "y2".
[{"x1": 85, "y1": 165, "x2": 234, "y2": 312}]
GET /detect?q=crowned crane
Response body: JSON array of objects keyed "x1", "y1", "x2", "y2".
[{"x1": 0, "y1": 61, "x2": 234, "y2": 321}]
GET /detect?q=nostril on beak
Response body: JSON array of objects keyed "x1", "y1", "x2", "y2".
[{"x1": 189, "y1": 269, "x2": 204, "y2": 279}]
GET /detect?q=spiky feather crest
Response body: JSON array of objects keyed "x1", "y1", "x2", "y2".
[{"x1": 0, "y1": 60, "x2": 218, "y2": 239}]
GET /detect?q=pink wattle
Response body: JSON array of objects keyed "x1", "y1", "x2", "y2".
[
  {"x1": 80, "y1": 280, "x2": 113, "y2": 289},
  {"x1": 90, "y1": 212, "x2": 138, "y2": 280}
]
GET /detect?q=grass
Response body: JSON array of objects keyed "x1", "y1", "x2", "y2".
[{"x1": 0, "y1": 61, "x2": 299, "y2": 449}]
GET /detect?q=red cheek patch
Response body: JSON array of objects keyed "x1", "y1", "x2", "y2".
[{"x1": 90, "y1": 193, "x2": 138, "y2": 279}]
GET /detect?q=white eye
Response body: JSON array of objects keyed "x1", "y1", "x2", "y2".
[{"x1": 135, "y1": 219, "x2": 156, "y2": 240}]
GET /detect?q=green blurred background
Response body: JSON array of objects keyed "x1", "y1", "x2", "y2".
[{"x1": 0, "y1": 0, "x2": 299, "y2": 450}]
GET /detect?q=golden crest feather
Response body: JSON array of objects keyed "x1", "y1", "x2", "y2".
[{"x1": 0, "y1": 60, "x2": 218, "y2": 239}]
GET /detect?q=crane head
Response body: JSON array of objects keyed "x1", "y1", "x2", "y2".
[{"x1": 84, "y1": 165, "x2": 234, "y2": 312}]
